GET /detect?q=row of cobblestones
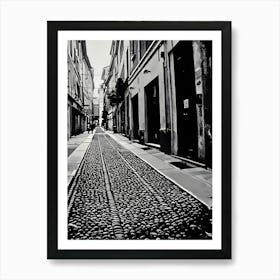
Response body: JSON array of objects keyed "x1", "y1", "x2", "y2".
[
  {"x1": 68, "y1": 136, "x2": 114, "y2": 240},
  {"x1": 100, "y1": 134, "x2": 165, "y2": 239}
]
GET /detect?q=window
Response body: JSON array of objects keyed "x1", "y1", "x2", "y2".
[
  {"x1": 120, "y1": 41, "x2": 124, "y2": 61},
  {"x1": 130, "y1": 41, "x2": 138, "y2": 72},
  {"x1": 76, "y1": 83, "x2": 80, "y2": 98},
  {"x1": 146, "y1": 40, "x2": 153, "y2": 49},
  {"x1": 70, "y1": 41, "x2": 73, "y2": 58},
  {"x1": 120, "y1": 65, "x2": 124, "y2": 80},
  {"x1": 140, "y1": 41, "x2": 153, "y2": 59},
  {"x1": 76, "y1": 41, "x2": 79, "y2": 57},
  {"x1": 130, "y1": 41, "x2": 138, "y2": 60},
  {"x1": 126, "y1": 49, "x2": 129, "y2": 76}
]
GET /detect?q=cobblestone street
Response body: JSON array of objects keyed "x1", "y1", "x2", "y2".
[{"x1": 68, "y1": 128, "x2": 212, "y2": 240}]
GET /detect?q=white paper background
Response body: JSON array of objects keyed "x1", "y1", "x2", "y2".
[
  {"x1": 58, "y1": 30, "x2": 221, "y2": 250},
  {"x1": 0, "y1": 0, "x2": 279, "y2": 280}
]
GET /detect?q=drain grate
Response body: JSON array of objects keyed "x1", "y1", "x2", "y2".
[
  {"x1": 141, "y1": 147, "x2": 151, "y2": 150},
  {"x1": 169, "y1": 161, "x2": 194, "y2": 169}
]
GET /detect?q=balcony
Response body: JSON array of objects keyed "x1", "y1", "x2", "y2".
[
  {"x1": 115, "y1": 78, "x2": 128, "y2": 99},
  {"x1": 106, "y1": 78, "x2": 128, "y2": 106},
  {"x1": 107, "y1": 91, "x2": 122, "y2": 106}
]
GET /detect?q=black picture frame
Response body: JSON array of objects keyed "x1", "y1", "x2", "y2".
[{"x1": 47, "y1": 21, "x2": 231, "y2": 259}]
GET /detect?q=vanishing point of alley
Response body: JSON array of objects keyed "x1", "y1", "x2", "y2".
[{"x1": 67, "y1": 127, "x2": 212, "y2": 240}]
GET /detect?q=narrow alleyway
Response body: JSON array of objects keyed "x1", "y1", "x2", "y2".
[{"x1": 68, "y1": 127, "x2": 212, "y2": 240}]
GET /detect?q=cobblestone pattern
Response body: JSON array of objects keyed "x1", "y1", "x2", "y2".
[
  {"x1": 105, "y1": 135, "x2": 212, "y2": 239},
  {"x1": 68, "y1": 136, "x2": 115, "y2": 240},
  {"x1": 98, "y1": 136, "x2": 124, "y2": 239},
  {"x1": 68, "y1": 131, "x2": 212, "y2": 240},
  {"x1": 100, "y1": 134, "x2": 165, "y2": 239}
]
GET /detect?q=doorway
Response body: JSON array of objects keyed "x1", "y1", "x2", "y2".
[
  {"x1": 145, "y1": 78, "x2": 160, "y2": 144},
  {"x1": 120, "y1": 103, "x2": 125, "y2": 134},
  {"x1": 131, "y1": 94, "x2": 139, "y2": 140},
  {"x1": 125, "y1": 96, "x2": 130, "y2": 137},
  {"x1": 173, "y1": 41, "x2": 198, "y2": 161}
]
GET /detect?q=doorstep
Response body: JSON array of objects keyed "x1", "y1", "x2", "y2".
[{"x1": 145, "y1": 142, "x2": 161, "y2": 149}]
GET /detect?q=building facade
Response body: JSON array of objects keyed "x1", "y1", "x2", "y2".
[
  {"x1": 67, "y1": 40, "x2": 94, "y2": 139},
  {"x1": 102, "y1": 40, "x2": 212, "y2": 168}
]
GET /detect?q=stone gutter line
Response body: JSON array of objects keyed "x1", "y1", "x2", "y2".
[
  {"x1": 97, "y1": 135, "x2": 125, "y2": 240},
  {"x1": 104, "y1": 135, "x2": 169, "y2": 208}
]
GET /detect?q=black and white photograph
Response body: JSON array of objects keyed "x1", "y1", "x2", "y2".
[
  {"x1": 48, "y1": 21, "x2": 231, "y2": 259},
  {"x1": 67, "y1": 39, "x2": 213, "y2": 241}
]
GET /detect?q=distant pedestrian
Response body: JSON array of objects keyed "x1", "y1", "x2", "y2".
[
  {"x1": 91, "y1": 123, "x2": 96, "y2": 133},
  {"x1": 87, "y1": 123, "x2": 91, "y2": 134}
]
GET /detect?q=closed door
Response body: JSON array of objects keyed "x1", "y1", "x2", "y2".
[
  {"x1": 145, "y1": 78, "x2": 160, "y2": 144},
  {"x1": 132, "y1": 95, "x2": 139, "y2": 139},
  {"x1": 173, "y1": 41, "x2": 198, "y2": 160}
]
